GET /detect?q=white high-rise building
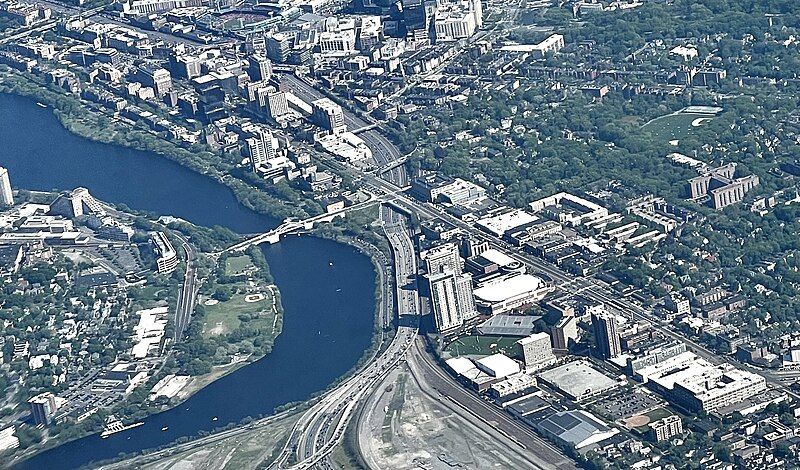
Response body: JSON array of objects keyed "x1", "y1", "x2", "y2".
[
  {"x1": 246, "y1": 128, "x2": 278, "y2": 170},
  {"x1": 266, "y1": 90, "x2": 290, "y2": 120},
  {"x1": 0, "y1": 167, "x2": 13, "y2": 206},
  {"x1": 429, "y1": 270, "x2": 476, "y2": 332}
]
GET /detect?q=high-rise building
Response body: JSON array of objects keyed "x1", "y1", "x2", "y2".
[
  {"x1": 246, "y1": 128, "x2": 278, "y2": 170},
  {"x1": 470, "y1": 0, "x2": 482, "y2": 28},
  {"x1": 193, "y1": 75, "x2": 227, "y2": 123},
  {"x1": 248, "y1": 54, "x2": 272, "y2": 82},
  {"x1": 266, "y1": 32, "x2": 291, "y2": 63},
  {"x1": 311, "y1": 98, "x2": 346, "y2": 134},
  {"x1": 517, "y1": 332, "x2": 556, "y2": 370},
  {"x1": 29, "y1": 392, "x2": 57, "y2": 426},
  {"x1": 402, "y1": 0, "x2": 435, "y2": 33},
  {"x1": 591, "y1": 307, "x2": 621, "y2": 359},
  {"x1": 428, "y1": 270, "x2": 476, "y2": 332},
  {"x1": 0, "y1": 167, "x2": 13, "y2": 206},
  {"x1": 551, "y1": 315, "x2": 578, "y2": 351},
  {"x1": 266, "y1": 90, "x2": 290, "y2": 120},
  {"x1": 422, "y1": 242, "x2": 463, "y2": 275}
]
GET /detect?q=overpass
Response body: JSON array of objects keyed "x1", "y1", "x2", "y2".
[
  {"x1": 350, "y1": 123, "x2": 379, "y2": 134},
  {"x1": 376, "y1": 154, "x2": 408, "y2": 175}
]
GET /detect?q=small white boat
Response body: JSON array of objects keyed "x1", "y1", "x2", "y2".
[
  {"x1": 36, "y1": 102, "x2": 47, "y2": 108},
  {"x1": 161, "y1": 426, "x2": 169, "y2": 432},
  {"x1": 329, "y1": 262, "x2": 334, "y2": 266},
  {"x1": 212, "y1": 417, "x2": 218, "y2": 421}
]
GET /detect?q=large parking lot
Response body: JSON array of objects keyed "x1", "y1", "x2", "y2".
[{"x1": 595, "y1": 389, "x2": 663, "y2": 420}]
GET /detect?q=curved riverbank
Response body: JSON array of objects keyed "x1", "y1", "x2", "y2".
[
  {"x1": 0, "y1": 69, "x2": 309, "y2": 222},
  {"x1": 0, "y1": 92, "x2": 381, "y2": 469}
]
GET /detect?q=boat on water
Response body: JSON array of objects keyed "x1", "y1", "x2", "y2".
[
  {"x1": 212, "y1": 417, "x2": 218, "y2": 421},
  {"x1": 35, "y1": 102, "x2": 47, "y2": 108},
  {"x1": 161, "y1": 426, "x2": 169, "y2": 432},
  {"x1": 100, "y1": 415, "x2": 144, "y2": 439}
]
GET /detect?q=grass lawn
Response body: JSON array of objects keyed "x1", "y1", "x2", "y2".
[
  {"x1": 444, "y1": 335, "x2": 519, "y2": 358},
  {"x1": 224, "y1": 255, "x2": 255, "y2": 277},
  {"x1": 201, "y1": 289, "x2": 277, "y2": 339},
  {"x1": 640, "y1": 112, "x2": 715, "y2": 143}
]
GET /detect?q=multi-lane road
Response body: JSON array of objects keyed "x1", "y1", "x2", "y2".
[
  {"x1": 173, "y1": 235, "x2": 199, "y2": 342},
  {"x1": 268, "y1": 206, "x2": 419, "y2": 470}
]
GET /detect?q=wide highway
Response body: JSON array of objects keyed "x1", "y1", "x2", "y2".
[{"x1": 268, "y1": 205, "x2": 419, "y2": 470}]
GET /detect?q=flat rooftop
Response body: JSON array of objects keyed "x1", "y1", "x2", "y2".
[
  {"x1": 538, "y1": 361, "x2": 619, "y2": 400},
  {"x1": 476, "y1": 314, "x2": 540, "y2": 337},
  {"x1": 474, "y1": 274, "x2": 548, "y2": 303}
]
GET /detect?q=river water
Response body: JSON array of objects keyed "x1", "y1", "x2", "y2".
[{"x1": 0, "y1": 93, "x2": 376, "y2": 469}]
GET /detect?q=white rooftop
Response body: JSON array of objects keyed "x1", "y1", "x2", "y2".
[
  {"x1": 476, "y1": 353, "x2": 521, "y2": 379},
  {"x1": 479, "y1": 248, "x2": 517, "y2": 268},
  {"x1": 476, "y1": 209, "x2": 538, "y2": 237},
  {"x1": 474, "y1": 274, "x2": 547, "y2": 303}
]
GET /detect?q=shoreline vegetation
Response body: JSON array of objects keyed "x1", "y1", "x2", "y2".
[
  {"x1": 0, "y1": 68, "x2": 309, "y2": 223},
  {"x1": 0, "y1": 70, "x2": 395, "y2": 468},
  {"x1": 98, "y1": 233, "x2": 393, "y2": 470},
  {"x1": 5, "y1": 192, "x2": 288, "y2": 467}
]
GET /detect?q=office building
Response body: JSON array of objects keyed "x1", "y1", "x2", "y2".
[
  {"x1": 461, "y1": 236, "x2": 489, "y2": 258},
  {"x1": 401, "y1": 0, "x2": 433, "y2": 32},
  {"x1": 248, "y1": 54, "x2": 272, "y2": 82},
  {"x1": 266, "y1": 32, "x2": 291, "y2": 63},
  {"x1": 172, "y1": 54, "x2": 201, "y2": 78},
  {"x1": 428, "y1": 270, "x2": 476, "y2": 332},
  {"x1": 311, "y1": 98, "x2": 346, "y2": 134},
  {"x1": 319, "y1": 30, "x2": 357, "y2": 53},
  {"x1": 266, "y1": 90, "x2": 290, "y2": 120},
  {"x1": 551, "y1": 315, "x2": 578, "y2": 351},
  {"x1": 648, "y1": 415, "x2": 683, "y2": 442},
  {"x1": 411, "y1": 174, "x2": 486, "y2": 204},
  {"x1": 501, "y1": 34, "x2": 564, "y2": 58},
  {"x1": 591, "y1": 307, "x2": 621, "y2": 359},
  {"x1": 29, "y1": 392, "x2": 58, "y2": 425},
  {"x1": 421, "y1": 242, "x2": 463, "y2": 274},
  {"x1": 636, "y1": 351, "x2": 768, "y2": 414},
  {"x1": 628, "y1": 341, "x2": 686, "y2": 375},
  {"x1": 517, "y1": 332, "x2": 556, "y2": 370},
  {"x1": 137, "y1": 66, "x2": 172, "y2": 98},
  {"x1": 245, "y1": 127, "x2": 279, "y2": 170},
  {"x1": 434, "y1": 8, "x2": 476, "y2": 42},
  {"x1": 193, "y1": 75, "x2": 227, "y2": 123},
  {"x1": 0, "y1": 167, "x2": 13, "y2": 206}
]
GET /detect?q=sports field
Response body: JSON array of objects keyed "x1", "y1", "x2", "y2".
[
  {"x1": 640, "y1": 112, "x2": 716, "y2": 143},
  {"x1": 201, "y1": 289, "x2": 278, "y2": 339}
]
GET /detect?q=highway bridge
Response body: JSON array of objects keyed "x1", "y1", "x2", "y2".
[{"x1": 219, "y1": 193, "x2": 380, "y2": 253}]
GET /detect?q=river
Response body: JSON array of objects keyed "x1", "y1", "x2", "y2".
[{"x1": 0, "y1": 93, "x2": 376, "y2": 469}]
